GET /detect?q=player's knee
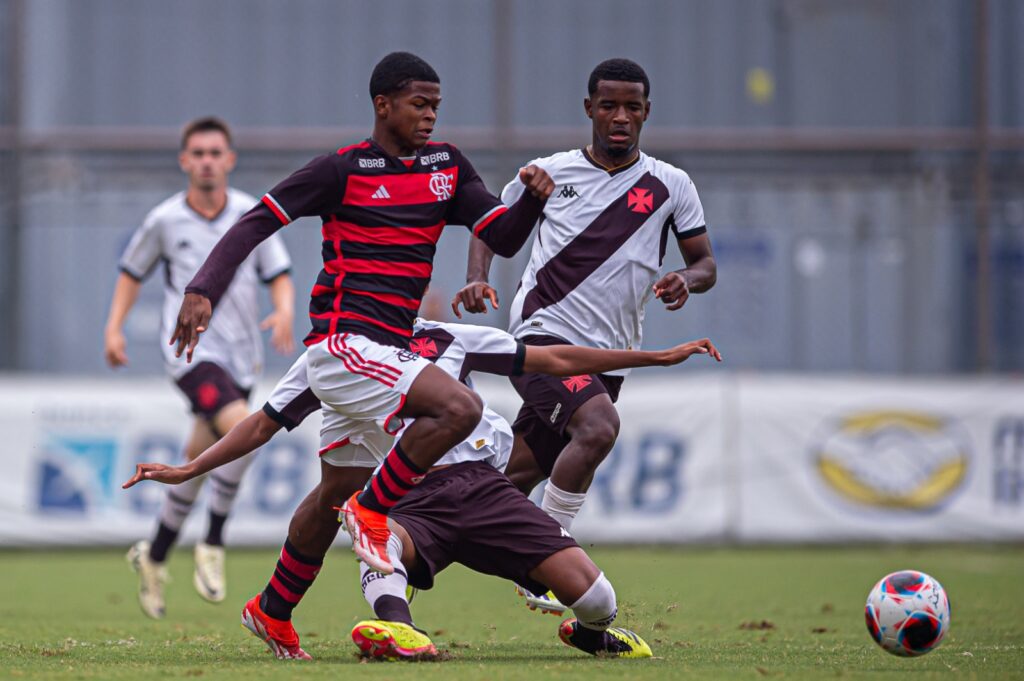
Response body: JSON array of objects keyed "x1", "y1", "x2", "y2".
[
  {"x1": 441, "y1": 387, "x2": 483, "y2": 438},
  {"x1": 572, "y1": 413, "x2": 620, "y2": 460},
  {"x1": 570, "y1": 572, "x2": 617, "y2": 630}
]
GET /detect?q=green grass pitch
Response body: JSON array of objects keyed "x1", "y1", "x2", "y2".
[{"x1": 1, "y1": 545, "x2": 1022, "y2": 680}]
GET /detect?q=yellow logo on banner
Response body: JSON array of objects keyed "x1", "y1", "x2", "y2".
[{"x1": 814, "y1": 411, "x2": 970, "y2": 510}]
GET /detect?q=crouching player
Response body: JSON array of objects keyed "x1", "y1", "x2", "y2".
[
  {"x1": 124, "y1": 320, "x2": 720, "y2": 659},
  {"x1": 352, "y1": 430, "x2": 648, "y2": 660}
]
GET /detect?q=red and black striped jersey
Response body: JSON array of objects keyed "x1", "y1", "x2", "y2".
[{"x1": 259, "y1": 139, "x2": 510, "y2": 347}]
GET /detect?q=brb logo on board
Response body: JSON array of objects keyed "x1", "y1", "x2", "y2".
[{"x1": 810, "y1": 411, "x2": 970, "y2": 511}]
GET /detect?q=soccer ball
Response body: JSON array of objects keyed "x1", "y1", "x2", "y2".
[{"x1": 865, "y1": 570, "x2": 950, "y2": 656}]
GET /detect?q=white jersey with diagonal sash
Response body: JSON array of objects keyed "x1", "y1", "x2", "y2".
[
  {"x1": 502, "y1": 149, "x2": 706, "y2": 375},
  {"x1": 118, "y1": 188, "x2": 292, "y2": 388}
]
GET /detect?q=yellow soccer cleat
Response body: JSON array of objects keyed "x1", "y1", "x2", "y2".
[
  {"x1": 558, "y1": 618, "x2": 653, "y2": 658},
  {"x1": 351, "y1": 619, "x2": 437, "y2": 660}
]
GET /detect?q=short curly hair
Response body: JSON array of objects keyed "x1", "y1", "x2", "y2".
[
  {"x1": 369, "y1": 52, "x2": 440, "y2": 98},
  {"x1": 588, "y1": 58, "x2": 650, "y2": 98}
]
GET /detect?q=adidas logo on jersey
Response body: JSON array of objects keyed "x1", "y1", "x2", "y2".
[
  {"x1": 371, "y1": 185, "x2": 391, "y2": 199},
  {"x1": 557, "y1": 185, "x2": 581, "y2": 199}
]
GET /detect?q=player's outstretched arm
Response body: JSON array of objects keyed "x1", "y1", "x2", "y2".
[
  {"x1": 122, "y1": 410, "x2": 282, "y2": 489},
  {"x1": 522, "y1": 339, "x2": 722, "y2": 377}
]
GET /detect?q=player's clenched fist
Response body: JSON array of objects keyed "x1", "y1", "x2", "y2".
[
  {"x1": 170, "y1": 292, "x2": 212, "y2": 362},
  {"x1": 518, "y1": 165, "x2": 555, "y2": 201}
]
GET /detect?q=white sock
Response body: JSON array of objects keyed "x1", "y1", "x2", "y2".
[
  {"x1": 360, "y1": 534, "x2": 409, "y2": 613},
  {"x1": 158, "y1": 475, "x2": 203, "y2": 531},
  {"x1": 207, "y1": 454, "x2": 254, "y2": 516},
  {"x1": 569, "y1": 572, "x2": 617, "y2": 631},
  {"x1": 542, "y1": 482, "x2": 587, "y2": 532}
]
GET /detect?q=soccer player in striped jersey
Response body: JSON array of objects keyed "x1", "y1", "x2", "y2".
[
  {"x1": 104, "y1": 117, "x2": 295, "y2": 619},
  {"x1": 124, "y1": 320, "x2": 720, "y2": 659},
  {"x1": 453, "y1": 60, "x2": 717, "y2": 613},
  {"x1": 168, "y1": 53, "x2": 554, "y2": 577}
]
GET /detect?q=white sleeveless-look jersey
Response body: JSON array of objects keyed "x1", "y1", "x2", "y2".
[
  {"x1": 503, "y1": 149, "x2": 706, "y2": 375},
  {"x1": 119, "y1": 188, "x2": 292, "y2": 388}
]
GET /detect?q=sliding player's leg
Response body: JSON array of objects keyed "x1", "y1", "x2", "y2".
[
  {"x1": 351, "y1": 522, "x2": 436, "y2": 660},
  {"x1": 529, "y1": 549, "x2": 651, "y2": 659},
  {"x1": 341, "y1": 362, "x2": 483, "y2": 573}
]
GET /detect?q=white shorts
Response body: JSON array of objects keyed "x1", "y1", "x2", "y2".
[{"x1": 306, "y1": 332, "x2": 431, "y2": 468}]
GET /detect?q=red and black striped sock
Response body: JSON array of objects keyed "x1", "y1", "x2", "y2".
[
  {"x1": 356, "y1": 442, "x2": 426, "y2": 514},
  {"x1": 259, "y1": 538, "x2": 323, "y2": 621}
]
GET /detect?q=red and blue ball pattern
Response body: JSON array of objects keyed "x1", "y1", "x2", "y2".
[{"x1": 865, "y1": 570, "x2": 949, "y2": 657}]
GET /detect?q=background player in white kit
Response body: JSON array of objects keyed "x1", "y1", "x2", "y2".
[
  {"x1": 103, "y1": 117, "x2": 296, "y2": 619},
  {"x1": 453, "y1": 59, "x2": 717, "y2": 610}
]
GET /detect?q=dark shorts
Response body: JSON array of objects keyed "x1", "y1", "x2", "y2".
[
  {"x1": 510, "y1": 335, "x2": 624, "y2": 476},
  {"x1": 175, "y1": 362, "x2": 251, "y2": 421},
  {"x1": 389, "y1": 461, "x2": 579, "y2": 595}
]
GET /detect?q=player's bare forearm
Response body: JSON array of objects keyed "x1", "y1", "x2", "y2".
[
  {"x1": 452, "y1": 239, "x2": 498, "y2": 317},
  {"x1": 106, "y1": 272, "x2": 143, "y2": 325},
  {"x1": 466, "y1": 237, "x2": 495, "y2": 284},
  {"x1": 264, "y1": 274, "x2": 296, "y2": 354},
  {"x1": 522, "y1": 339, "x2": 722, "y2": 376},
  {"x1": 676, "y1": 256, "x2": 716, "y2": 294},
  {"x1": 104, "y1": 273, "x2": 142, "y2": 367},
  {"x1": 121, "y1": 410, "x2": 281, "y2": 489},
  {"x1": 189, "y1": 410, "x2": 281, "y2": 475},
  {"x1": 678, "y1": 233, "x2": 717, "y2": 293}
]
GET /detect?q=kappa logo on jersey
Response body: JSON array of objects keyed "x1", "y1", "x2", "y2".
[
  {"x1": 557, "y1": 185, "x2": 581, "y2": 199},
  {"x1": 419, "y1": 151, "x2": 451, "y2": 166},
  {"x1": 176, "y1": 239, "x2": 191, "y2": 251},
  {"x1": 409, "y1": 337, "x2": 439, "y2": 358},
  {"x1": 359, "y1": 157, "x2": 386, "y2": 169},
  {"x1": 428, "y1": 172, "x2": 453, "y2": 201},
  {"x1": 627, "y1": 187, "x2": 654, "y2": 214},
  {"x1": 371, "y1": 185, "x2": 392, "y2": 200},
  {"x1": 562, "y1": 375, "x2": 593, "y2": 393}
]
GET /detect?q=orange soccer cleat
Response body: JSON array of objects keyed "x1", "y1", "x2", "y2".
[
  {"x1": 340, "y1": 492, "x2": 394, "y2": 574},
  {"x1": 241, "y1": 594, "x2": 311, "y2": 660}
]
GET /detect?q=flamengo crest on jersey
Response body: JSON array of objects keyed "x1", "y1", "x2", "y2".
[{"x1": 503, "y1": 149, "x2": 707, "y2": 375}]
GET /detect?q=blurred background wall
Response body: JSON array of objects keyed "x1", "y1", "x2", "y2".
[{"x1": 0, "y1": 0, "x2": 1022, "y2": 378}]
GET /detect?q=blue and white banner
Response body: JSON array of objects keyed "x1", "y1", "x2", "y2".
[{"x1": 0, "y1": 373, "x2": 1021, "y2": 545}]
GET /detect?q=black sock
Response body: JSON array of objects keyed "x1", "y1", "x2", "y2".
[
  {"x1": 571, "y1": 623, "x2": 608, "y2": 653},
  {"x1": 149, "y1": 522, "x2": 179, "y2": 563},
  {"x1": 373, "y1": 594, "x2": 414, "y2": 626},
  {"x1": 205, "y1": 512, "x2": 228, "y2": 546}
]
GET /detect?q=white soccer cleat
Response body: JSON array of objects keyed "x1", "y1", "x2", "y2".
[
  {"x1": 193, "y1": 542, "x2": 226, "y2": 603},
  {"x1": 515, "y1": 584, "x2": 567, "y2": 616},
  {"x1": 126, "y1": 540, "x2": 168, "y2": 619}
]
